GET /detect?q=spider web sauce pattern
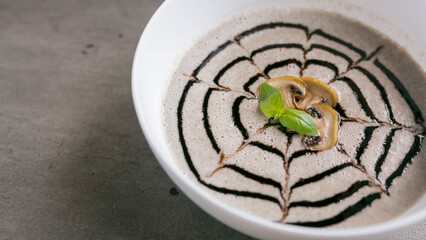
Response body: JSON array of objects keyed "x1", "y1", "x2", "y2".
[{"x1": 175, "y1": 22, "x2": 425, "y2": 227}]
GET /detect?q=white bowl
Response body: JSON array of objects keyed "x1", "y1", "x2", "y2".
[{"x1": 132, "y1": 0, "x2": 426, "y2": 239}]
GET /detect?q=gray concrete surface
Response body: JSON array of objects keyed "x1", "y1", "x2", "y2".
[{"x1": 0, "y1": 0, "x2": 424, "y2": 239}]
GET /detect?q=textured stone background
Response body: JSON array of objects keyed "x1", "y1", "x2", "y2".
[{"x1": 0, "y1": 0, "x2": 424, "y2": 239}]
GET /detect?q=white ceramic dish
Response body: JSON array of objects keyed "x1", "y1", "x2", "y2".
[{"x1": 132, "y1": 0, "x2": 426, "y2": 239}]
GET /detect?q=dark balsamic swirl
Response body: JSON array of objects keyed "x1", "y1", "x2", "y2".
[
  {"x1": 213, "y1": 56, "x2": 251, "y2": 87},
  {"x1": 288, "y1": 180, "x2": 370, "y2": 208},
  {"x1": 203, "y1": 88, "x2": 221, "y2": 154},
  {"x1": 355, "y1": 126, "x2": 379, "y2": 165},
  {"x1": 308, "y1": 29, "x2": 366, "y2": 59},
  {"x1": 232, "y1": 96, "x2": 249, "y2": 140},
  {"x1": 375, "y1": 128, "x2": 398, "y2": 180},
  {"x1": 353, "y1": 66, "x2": 398, "y2": 124},
  {"x1": 290, "y1": 163, "x2": 354, "y2": 192},
  {"x1": 235, "y1": 22, "x2": 309, "y2": 43},
  {"x1": 304, "y1": 59, "x2": 339, "y2": 79},
  {"x1": 249, "y1": 141, "x2": 285, "y2": 160},
  {"x1": 251, "y1": 43, "x2": 304, "y2": 59},
  {"x1": 374, "y1": 59, "x2": 424, "y2": 124},
  {"x1": 222, "y1": 164, "x2": 283, "y2": 193},
  {"x1": 176, "y1": 21, "x2": 425, "y2": 228},
  {"x1": 334, "y1": 103, "x2": 348, "y2": 119},
  {"x1": 243, "y1": 73, "x2": 263, "y2": 96},
  {"x1": 335, "y1": 77, "x2": 379, "y2": 122},
  {"x1": 264, "y1": 58, "x2": 302, "y2": 77},
  {"x1": 288, "y1": 193, "x2": 381, "y2": 227},
  {"x1": 192, "y1": 40, "x2": 233, "y2": 79},
  {"x1": 288, "y1": 149, "x2": 319, "y2": 165},
  {"x1": 307, "y1": 44, "x2": 353, "y2": 66},
  {"x1": 385, "y1": 134, "x2": 424, "y2": 190}
]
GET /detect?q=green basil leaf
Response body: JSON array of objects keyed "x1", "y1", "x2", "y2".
[
  {"x1": 259, "y1": 83, "x2": 284, "y2": 119},
  {"x1": 279, "y1": 109, "x2": 318, "y2": 136}
]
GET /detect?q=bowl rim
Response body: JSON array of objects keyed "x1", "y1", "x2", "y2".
[{"x1": 132, "y1": 0, "x2": 426, "y2": 238}]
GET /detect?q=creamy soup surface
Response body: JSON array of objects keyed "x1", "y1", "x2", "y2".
[{"x1": 162, "y1": 8, "x2": 426, "y2": 228}]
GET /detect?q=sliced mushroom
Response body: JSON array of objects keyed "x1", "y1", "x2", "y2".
[
  {"x1": 260, "y1": 76, "x2": 340, "y2": 151},
  {"x1": 296, "y1": 77, "x2": 338, "y2": 109},
  {"x1": 303, "y1": 103, "x2": 339, "y2": 151},
  {"x1": 263, "y1": 76, "x2": 306, "y2": 109}
]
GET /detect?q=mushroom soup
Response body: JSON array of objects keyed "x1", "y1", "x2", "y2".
[{"x1": 162, "y1": 9, "x2": 426, "y2": 228}]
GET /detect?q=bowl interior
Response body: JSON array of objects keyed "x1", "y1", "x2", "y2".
[{"x1": 132, "y1": 0, "x2": 426, "y2": 239}]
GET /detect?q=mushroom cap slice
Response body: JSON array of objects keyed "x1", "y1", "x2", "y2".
[
  {"x1": 297, "y1": 77, "x2": 338, "y2": 109},
  {"x1": 303, "y1": 102, "x2": 339, "y2": 151},
  {"x1": 260, "y1": 76, "x2": 340, "y2": 151},
  {"x1": 263, "y1": 76, "x2": 306, "y2": 109}
]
